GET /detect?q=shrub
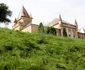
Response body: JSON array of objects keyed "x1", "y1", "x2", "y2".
[
  {"x1": 0, "y1": 28, "x2": 85, "y2": 70},
  {"x1": 56, "y1": 64, "x2": 66, "y2": 70},
  {"x1": 38, "y1": 22, "x2": 44, "y2": 33},
  {"x1": 37, "y1": 34, "x2": 47, "y2": 44},
  {"x1": 47, "y1": 27, "x2": 56, "y2": 35},
  {"x1": 63, "y1": 28, "x2": 67, "y2": 37}
]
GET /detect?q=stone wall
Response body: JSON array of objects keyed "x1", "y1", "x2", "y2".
[
  {"x1": 31, "y1": 24, "x2": 38, "y2": 32},
  {"x1": 21, "y1": 25, "x2": 32, "y2": 33}
]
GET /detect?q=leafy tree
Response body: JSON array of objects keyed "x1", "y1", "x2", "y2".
[
  {"x1": 38, "y1": 22, "x2": 44, "y2": 33},
  {"x1": 47, "y1": 27, "x2": 56, "y2": 35},
  {"x1": 0, "y1": 3, "x2": 12, "y2": 23},
  {"x1": 63, "y1": 28, "x2": 67, "y2": 37}
]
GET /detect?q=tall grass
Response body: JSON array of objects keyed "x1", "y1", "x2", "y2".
[{"x1": 0, "y1": 28, "x2": 85, "y2": 70}]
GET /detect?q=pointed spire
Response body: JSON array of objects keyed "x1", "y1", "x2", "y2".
[
  {"x1": 59, "y1": 14, "x2": 62, "y2": 21},
  {"x1": 14, "y1": 18, "x2": 17, "y2": 23},
  {"x1": 22, "y1": 6, "x2": 30, "y2": 17},
  {"x1": 17, "y1": 6, "x2": 30, "y2": 20},
  {"x1": 74, "y1": 19, "x2": 78, "y2": 26}
]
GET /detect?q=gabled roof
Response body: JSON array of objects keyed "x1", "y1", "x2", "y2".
[
  {"x1": 17, "y1": 6, "x2": 30, "y2": 20},
  {"x1": 49, "y1": 18, "x2": 59, "y2": 26},
  {"x1": 49, "y1": 18, "x2": 75, "y2": 27},
  {"x1": 49, "y1": 15, "x2": 76, "y2": 27}
]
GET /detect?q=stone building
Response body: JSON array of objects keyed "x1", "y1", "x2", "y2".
[
  {"x1": 49, "y1": 15, "x2": 85, "y2": 39},
  {"x1": 78, "y1": 29, "x2": 85, "y2": 39},
  {"x1": 49, "y1": 15, "x2": 78, "y2": 38},
  {"x1": 12, "y1": 6, "x2": 38, "y2": 33},
  {"x1": 12, "y1": 6, "x2": 85, "y2": 39}
]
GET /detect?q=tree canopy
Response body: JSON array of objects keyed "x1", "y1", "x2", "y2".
[
  {"x1": 38, "y1": 22, "x2": 44, "y2": 33},
  {"x1": 63, "y1": 28, "x2": 67, "y2": 37},
  {"x1": 0, "y1": 3, "x2": 12, "y2": 23},
  {"x1": 47, "y1": 27, "x2": 56, "y2": 35}
]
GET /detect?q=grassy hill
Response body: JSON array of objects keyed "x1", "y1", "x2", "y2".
[{"x1": 0, "y1": 28, "x2": 85, "y2": 70}]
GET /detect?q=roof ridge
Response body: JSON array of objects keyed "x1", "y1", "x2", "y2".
[{"x1": 17, "y1": 6, "x2": 30, "y2": 20}]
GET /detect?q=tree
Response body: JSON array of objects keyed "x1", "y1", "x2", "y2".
[
  {"x1": 38, "y1": 22, "x2": 44, "y2": 33},
  {"x1": 47, "y1": 27, "x2": 56, "y2": 35},
  {"x1": 63, "y1": 28, "x2": 67, "y2": 37},
  {"x1": 0, "y1": 3, "x2": 12, "y2": 23}
]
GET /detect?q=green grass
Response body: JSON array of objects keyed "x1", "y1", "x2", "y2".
[{"x1": 0, "y1": 28, "x2": 85, "y2": 70}]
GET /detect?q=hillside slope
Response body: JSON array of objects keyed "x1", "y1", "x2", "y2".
[{"x1": 0, "y1": 28, "x2": 85, "y2": 70}]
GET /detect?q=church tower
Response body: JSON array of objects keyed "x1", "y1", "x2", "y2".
[
  {"x1": 59, "y1": 14, "x2": 62, "y2": 24},
  {"x1": 74, "y1": 19, "x2": 78, "y2": 31},
  {"x1": 12, "y1": 6, "x2": 33, "y2": 30}
]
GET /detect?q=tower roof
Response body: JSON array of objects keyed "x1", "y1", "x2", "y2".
[
  {"x1": 74, "y1": 19, "x2": 78, "y2": 26},
  {"x1": 59, "y1": 14, "x2": 62, "y2": 21},
  {"x1": 17, "y1": 6, "x2": 30, "y2": 20},
  {"x1": 14, "y1": 18, "x2": 17, "y2": 23}
]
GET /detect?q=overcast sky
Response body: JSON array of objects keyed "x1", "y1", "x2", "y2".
[{"x1": 0, "y1": 0, "x2": 85, "y2": 29}]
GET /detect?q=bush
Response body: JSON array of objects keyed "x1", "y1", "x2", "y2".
[
  {"x1": 47, "y1": 27, "x2": 56, "y2": 35},
  {"x1": 63, "y1": 28, "x2": 67, "y2": 37},
  {"x1": 0, "y1": 28, "x2": 85, "y2": 70},
  {"x1": 38, "y1": 22, "x2": 44, "y2": 33},
  {"x1": 37, "y1": 34, "x2": 47, "y2": 44}
]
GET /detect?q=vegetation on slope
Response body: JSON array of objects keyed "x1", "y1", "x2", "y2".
[{"x1": 0, "y1": 28, "x2": 85, "y2": 70}]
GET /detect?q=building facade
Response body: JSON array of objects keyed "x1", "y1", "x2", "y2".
[
  {"x1": 49, "y1": 15, "x2": 78, "y2": 38},
  {"x1": 12, "y1": 7, "x2": 85, "y2": 39},
  {"x1": 49, "y1": 15, "x2": 85, "y2": 39},
  {"x1": 12, "y1": 6, "x2": 38, "y2": 33}
]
